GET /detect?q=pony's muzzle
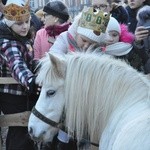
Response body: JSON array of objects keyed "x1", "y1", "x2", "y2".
[{"x1": 29, "y1": 126, "x2": 46, "y2": 141}]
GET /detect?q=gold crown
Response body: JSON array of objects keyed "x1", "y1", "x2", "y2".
[
  {"x1": 79, "y1": 7, "x2": 110, "y2": 34},
  {"x1": 3, "y1": 0, "x2": 30, "y2": 22}
]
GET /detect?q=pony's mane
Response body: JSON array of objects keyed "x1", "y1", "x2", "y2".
[{"x1": 64, "y1": 53, "x2": 150, "y2": 143}]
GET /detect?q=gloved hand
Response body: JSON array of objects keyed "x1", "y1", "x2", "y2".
[{"x1": 27, "y1": 76, "x2": 40, "y2": 95}]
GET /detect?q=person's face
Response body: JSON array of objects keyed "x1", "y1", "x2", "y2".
[
  {"x1": 11, "y1": 18, "x2": 30, "y2": 37},
  {"x1": 43, "y1": 13, "x2": 58, "y2": 27},
  {"x1": 92, "y1": 0, "x2": 111, "y2": 13},
  {"x1": 105, "y1": 30, "x2": 120, "y2": 45},
  {"x1": 76, "y1": 34, "x2": 96, "y2": 50},
  {"x1": 127, "y1": 0, "x2": 145, "y2": 9}
]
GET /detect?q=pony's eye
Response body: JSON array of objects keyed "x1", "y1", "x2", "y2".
[{"x1": 46, "y1": 90, "x2": 56, "y2": 97}]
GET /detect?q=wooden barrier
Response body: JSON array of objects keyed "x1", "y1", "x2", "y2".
[
  {"x1": 0, "y1": 111, "x2": 31, "y2": 127},
  {"x1": 0, "y1": 77, "x2": 30, "y2": 150},
  {"x1": 0, "y1": 77, "x2": 18, "y2": 84}
]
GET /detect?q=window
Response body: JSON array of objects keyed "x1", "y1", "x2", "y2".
[{"x1": 30, "y1": 0, "x2": 34, "y2": 7}]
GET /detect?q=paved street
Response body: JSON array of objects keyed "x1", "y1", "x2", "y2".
[{"x1": 1, "y1": 127, "x2": 7, "y2": 150}]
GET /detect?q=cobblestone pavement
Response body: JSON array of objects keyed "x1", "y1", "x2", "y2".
[{"x1": 1, "y1": 127, "x2": 7, "y2": 150}]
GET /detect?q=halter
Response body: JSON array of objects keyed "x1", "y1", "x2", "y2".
[
  {"x1": 31, "y1": 106, "x2": 99, "y2": 147},
  {"x1": 32, "y1": 106, "x2": 65, "y2": 130}
]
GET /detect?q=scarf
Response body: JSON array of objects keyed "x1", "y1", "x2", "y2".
[
  {"x1": 105, "y1": 42, "x2": 133, "y2": 56},
  {"x1": 67, "y1": 32, "x2": 80, "y2": 52},
  {"x1": 45, "y1": 22, "x2": 71, "y2": 38},
  {"x1": 67, "y1": 31, "x2": 132, "y2": 56},
  {"x1": 93, "y1": 42, "x2": 133, "y2": 56}
]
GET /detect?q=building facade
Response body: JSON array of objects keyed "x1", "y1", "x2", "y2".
[{"x1": 30, "y1": 0, "x2": 91, "y2": 17}]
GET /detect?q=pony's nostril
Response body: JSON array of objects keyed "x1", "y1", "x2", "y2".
[
  {"x1": 29, "y1": 127, "x2": 33, "y2": 135},
  {"x1": 42, "y1": 131, "x2": 46, "y2": 135}
]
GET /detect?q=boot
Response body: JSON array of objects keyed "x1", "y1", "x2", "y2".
[
  {"x1": 40, "y1": 142, "x2": 54, "y2": 150},
  {"x1": 55, "y1": 138, "x2": 77, "y2": 150},
  {"x1": 55, "y1": 140, "x2": 68, "y2": 150}
]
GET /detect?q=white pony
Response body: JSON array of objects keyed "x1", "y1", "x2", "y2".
[{"x1": 28, "y1": 52, "x2": 150, "y2": 150}]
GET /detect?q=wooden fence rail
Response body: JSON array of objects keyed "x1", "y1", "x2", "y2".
[{"x1": 0, "y1": 77, "x2": 18, "y2": 84}]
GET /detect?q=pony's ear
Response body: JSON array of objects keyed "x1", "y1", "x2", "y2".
[{"x1": 49, "y1": 53, "x2": 66, "y2": 78}]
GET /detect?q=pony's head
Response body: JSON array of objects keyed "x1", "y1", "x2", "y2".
[{"x1": 28, "y1": 53, "x2": 66, "y2": 142}]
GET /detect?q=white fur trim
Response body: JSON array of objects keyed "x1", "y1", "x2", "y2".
[{"x1": 3, "y1": 18, "x2": 15, "y2": 27}]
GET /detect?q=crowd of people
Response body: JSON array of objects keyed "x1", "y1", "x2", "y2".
[{"x1": 0, "y1": 0, "x2": 150, "y2": 150}]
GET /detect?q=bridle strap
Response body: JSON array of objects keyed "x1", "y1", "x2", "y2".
[
  {"x1": 32, "y1": 107, "x2": 60, "y2": 128},
  {"x1": 89, "y1": 142, "x2": 99, "y2": 147},
  {"x1": 32, "y1": 107, "x2": 99, "y2": 147}
]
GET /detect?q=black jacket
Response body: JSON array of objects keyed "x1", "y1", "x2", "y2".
[
  {"x1": 126, "y1": 6, "x2": 139, "y2": 33},
  {"x1": 126, "y1": 41, "x2": 150, "y2": 74},
  {"x1": 111, "y1": 6, "x2": 129, "y2": 24}
]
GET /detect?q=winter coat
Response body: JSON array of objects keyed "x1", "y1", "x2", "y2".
[
  {"x1": 111, "y1": 6, "x2": 129, "y2": 24},
  {"x1": 126, "y1": 6, "x2": 139, "y2": 33},
  {"x1": 0, "y1": 21, "x2": 35, "y2": 95}
]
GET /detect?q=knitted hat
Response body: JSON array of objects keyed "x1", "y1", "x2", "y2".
[
  {"x1": 77, "y1": 26, "x2": 106, "y2": 43},
  {"x1": 3, "y1": 0, "x2": 30, "y2": 27},
  {"x1": 106, "y1": 17, "x2": 121, "y2": 34},
  {"x1": 43, "y1": 1, "x2": 69, "y2": 22}
]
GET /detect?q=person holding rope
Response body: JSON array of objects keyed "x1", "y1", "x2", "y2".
[{"x1": 0, "y1": 0, "x2": 39, "y2": 149}]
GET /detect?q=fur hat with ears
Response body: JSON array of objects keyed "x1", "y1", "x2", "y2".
[
  {"x1": 136, "y1": 5, "x2": 150, "y2": 27},
  {"x1": 136, "y1": 5, "x2": 150, "y2": 54},
  {"x1": 3, "y1": 0, "x2": 30, "y2": 27}
]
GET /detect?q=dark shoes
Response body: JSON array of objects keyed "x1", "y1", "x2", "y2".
[
  {"x1": 55, "y1": 140, "x2": 69, "y2": 150},
  {"x1": 40, "y1": 142, "x2": 53, "y2": 150},
  {"x1": 54, "y1": 138, "x2": 77, "y2": 150},
  {"x1": 41, "y1": 136, "x2": 77, "y2": 150}
]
